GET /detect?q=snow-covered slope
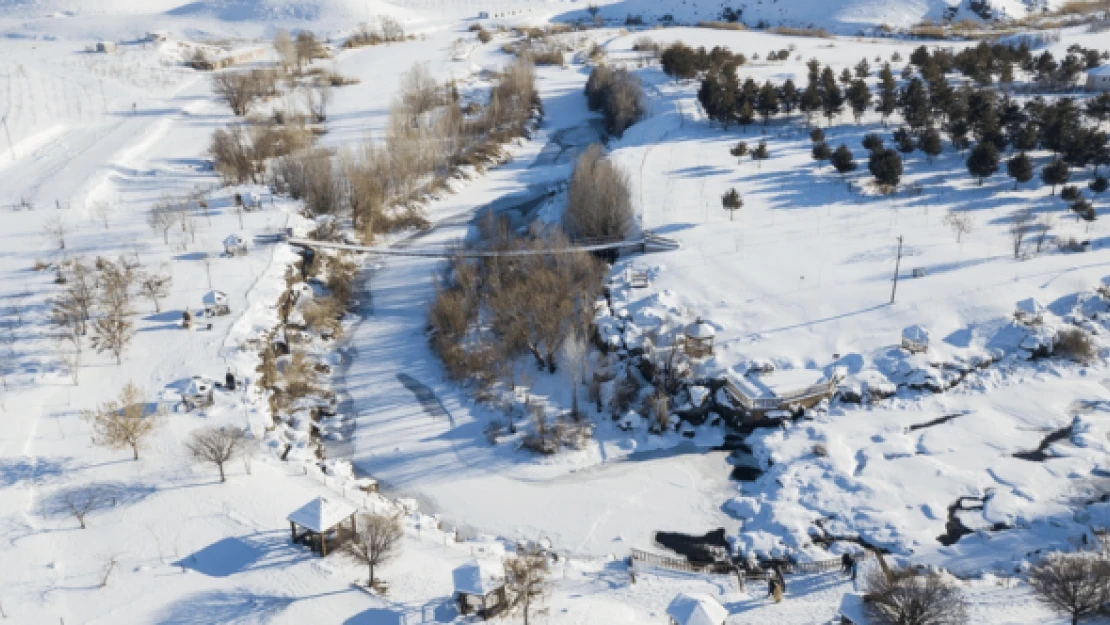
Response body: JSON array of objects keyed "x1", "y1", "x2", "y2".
[
  {"x1": 559, "y1": 0, "x2": 1071, "y2": 30},
  {"x1": 0, "y1": 0, "x2": 418, "y2": 20}
]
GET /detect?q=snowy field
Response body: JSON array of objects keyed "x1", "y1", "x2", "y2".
[{"x1": 2, "y1": 0, "x2": 1110, "y2": 623}]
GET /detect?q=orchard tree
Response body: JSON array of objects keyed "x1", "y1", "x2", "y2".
[
  {"x1": 869, "y1": 148, "x2": 903, "y2": 187},
  {"x1": 831, "y1": 144, "x2": 858, "y2": 180},
  {"x1": 1091, "y1": 176, "x2": 1109, "y2": 194},
  {"x1": 967, "y1": 142, "x2": 1000, "y2": 185},
  {"x1": 862, "y1": 133, "x2": 884, "y2": 153},
  {"x1": 730, "y1": 141, "x2": 749, "y2": 164},
  {"x1": 751, "y1": 141, "x2": 770, "y2": 168},
  {"x1": 812, "y1": 142, "x2": 832, "y2": 168},
  {"x1": 921, "y1": 128, "x2": 943, "y2": 163},
  {"x1": 847, "y1": 79, "x2": 872, "y2": 124},
  {"x1": 1007, "y1": 153, "x2": 1034, "y2": 189},
  {"x1": 721, "y1": 188, "x2": 743, "y2": 221},
  {"x1": 1042, "y1": 159, "x2": 1071, "y2": 196}
]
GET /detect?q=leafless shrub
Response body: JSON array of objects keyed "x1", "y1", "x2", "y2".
[
  {"x1": 505, "y1": 544, "x2": 549, "y2": 625},
  {"x1": 184, "y1": 426, "x2": 249, "y2": 482},
  {"x1": 294, "y1": 31, "x2": 325, "y2": 69},
  {"x1": 347, "y1": 512, "x2": 404, "y2": 589},
  {"x1": 1029, "y1": 552, "x2": 1110, "y2": 625},
  {"x1": 302, "y1": 296, "x2": 344, "y2": 338},
  {"x1": 213, "y1": 71, "x2": 259, "y2": 116},
  {"x1": 43, "y1": 215, "x2": 68, "y2": 250},
  {"x1": 1055, "y1": 327, "x2": 1097, "y2": 364},
  {"x1": 89, "y1": 258, "x2": 137, "y2": 365},
  {"x1": 564, "y1": 144, "x2": 634, "y2": 241},
  {"x1": 274, "y1": 28, "x2": 296, "y2": 71},
  {"x1": 943, "y1": 211, "x2": 973, "y2": 243},
  {"x1": 138, "y1": 266, "x2": 171, "y2": 313},
  {"x1": 477, "y1": 29, "x2": 493, "y2": 43},
  {"x1": 1009, "y1": 208, "x2": 1035, "y2": 260},
  {"x1": 304, "y1": 83, "x2": 332, "y2": 122},
  {"x1": 379, "y1": 16, "x2": 406, "y2": 42},
  {"x1": 864, "y1": 567, "x2": 968, "y2": 625},
  {"x1": 83, "y1": 381, "x2": 159, "y2": 460}
]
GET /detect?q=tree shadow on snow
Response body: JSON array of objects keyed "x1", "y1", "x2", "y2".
[
  {"x1": 153, "y1": 588, "x2": 296, "y2": 625},
  {"x1": 343, "y1": 608, "x2": 405, "y2": 625},
  {"x1": 176, "y1": 531, "x2": 311, "y2": 578}
]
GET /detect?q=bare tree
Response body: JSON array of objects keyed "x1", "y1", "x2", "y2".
[
  {"x1": 83, "y1": 381, "x2": 159, "y2": 460},
  {"x1": 346, "y1": 512, "x2": 404, "y2": 589},
  {"x1": 864, "y1": 567, "x2": 968, "y2": 625},
  {"x1": 1009, "y1": 208, "x2": 1035, "y2": 260},
  {"x1": 90, "y1": 258, "x2": 136, "y2": 364},
  {"x1": 294, "y1": 31, "x2": 321, "y2": 69},
  {"x1": 184, "y1": 426, "x2": 249, "y2": 482},
  {"x1": 943, "y1": 211, "x2": 973, "y2": 243},
  {"x1": 212, "y1": 72, "x2": 258, "y2": 116},
  {"x1": 379, "y1": 15, "x2": 405, "y2": 42},
  {"x1": 100, "y1": 554, "x2": 120, "y2": 587},
  {"x1": 1029, "y1": 552, "x2": 1110, "y2": 625},
  {"x1": 505, "y1": 544, "x2": 549, "y2": 625},
  {"x1": 59, "y1": 486, "x2": 114, "y2": 529},
  {"x1": 305, "y1": 82, "x2": 333, "y2": 123},
  {"x1": 43, "y1": 215, "x2": 68, "y2": 250},
  {"x1": 564, "y1": 144, "x2": 634, "y2": 241},
  {"x1": 148, "y1": 200, "x2": 184, "y2": 245},
  {"x1": 1035, "y1": 214, "x2": 1055, "y2": 253},
  {"x1": 91, "y1": 201, "x2": 112, "y2": 230},
  {"x1": 273, "y1": 28, "x2": 297, "y2": 71},
  {"x1": 138, "y1": 267, "x2": 172, "y2": 313}
]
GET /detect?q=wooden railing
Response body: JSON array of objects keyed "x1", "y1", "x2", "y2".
[
  {"x1": 724, "y1": 378, "x2": 837, "y2": 412},
  {"x1": 631, "y1": 548, "x2": 854, "y2": 578}
]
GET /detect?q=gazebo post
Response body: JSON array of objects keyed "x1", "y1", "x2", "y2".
[
  {"x1": 290, "y1": 521, "x2": 297, "y2": 544},
  {"x1": 321, "y1": 530, "x2": 327, "y2": 557}
]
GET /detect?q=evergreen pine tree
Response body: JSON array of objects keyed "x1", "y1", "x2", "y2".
[
  {"x1": 1041, "y1": 158, "x2": 1071, "y2": 195},
  {"x1": 921, "y1": 128, "x2": 943, "y2": 163},
  {"x1": 967, "y1": 142, "x2": 1000, "y2": 185},
  {"x1": 1007, "y1": 152, "x2": 1034, "y2": 189}
]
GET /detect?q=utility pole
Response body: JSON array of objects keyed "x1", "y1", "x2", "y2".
[{"x1": 890, "y1": 235, "x2": 903, "y2": 305}]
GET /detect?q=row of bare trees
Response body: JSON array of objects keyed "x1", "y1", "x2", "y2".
[
  {"x1": 270, "y1": 56, "x2": 539, "y2": 243},
  {"x1": 50, "y1": 256, "x2": 170, "y2": 378}
]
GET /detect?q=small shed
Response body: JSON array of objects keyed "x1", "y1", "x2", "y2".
[
  {"x1": 1086, "y1": 66, "x2": 1110, "y2": 92},
  {"x1": 287, "y1": 496, "x2": 357, "y2": 557},
  {"x1": 666, "y1": 593, "x2": 728, "y2": 625},
  {"x1": 478, "y1": 11, "x2": 490, "y2": 19},
  {"x1": 203, "y1": 290, "x2": 231, "y2": 317},
  {"x1": 683, "y1": 317, "x2": 716, "y2": 358},
  {"x1": 1015, "y1": 297, "x2": 1045, "y2": 324},
  {"x1": 224, "y1": 233, "x2": 248, "y2": 256},
  {"x1": 182, "y1": 376, "x2": 215, "y2": 410},
  {"x1": 95, "y1": 41, "x2": 117, "y2": 54},
  {"x1": 453, "y1": 560, "x2": 508, "y2": 619},
  {"x1": 901, "y1": 325, "x2": 930, "y2": 353}
]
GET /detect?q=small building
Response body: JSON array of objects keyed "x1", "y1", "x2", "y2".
[
  {"x1": 147, "y1": 30, "x2": 170, "y2": 42},
  {"x1": 478, "y1": 11, "x2": 490, "y2": 19},
  {"x1": 1015, "y1": 297, "x2": 1045, "y2": 324},
  {"x1": 901, "y1": 324, "x2": 930, "y2": 353},
  {"x1": 1086, "y1": 66, "x2": 1110, "y2": 92},
  {"x1": 95, "y1": 41, "x2": 117, "y2": 54},
  {"x1": 453, "y1": 560, "x2": 508, "y2": 619},
  {"x1": 725, "y1": 368, "x2": 841, "y2": 418},
  {"x1": 666, "y1": 593, "x2": 728, "y2": 625},
  {"x1": 203, "y1": 290, "x2": 231, "y2": 317},
  {"x1": 287, "y1": 496, "x2": 357, "y2": 557},
  {"x1": 683, "y1": 318, "x2": 716, "y2": 358},
  {"x1": 223, "y1": 233, "x2": 248, "y2": 256},
  {"x1": 182, "y1": 376, "x2": 215, "y2": 410}
]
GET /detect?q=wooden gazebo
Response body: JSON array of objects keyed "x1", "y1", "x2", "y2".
[
  {"x1": 683, "y1": 318, "x2": 716, "y2": 358},
  {"x1": 287, "y1": 496, "x2": 357, "y2": 557},
  {"x1": 453, "y1": 560, "x2": 508, "y2": 619}
]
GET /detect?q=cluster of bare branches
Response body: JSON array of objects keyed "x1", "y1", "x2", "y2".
[
  {"x1": 50, "y1": 256, "x2": 142, "y2": 375},
  {"x1": 1029, "y1": 549, "x2": 1110, "y2": 625},
  {"x1": 212, "y1": 68, "x2": 282, "y2": 117},
  {"x1": 210, "y1": 121, "x2": 314, "y2": 185},
  {"x1": 183, "y1": 426, "x2": 250, "y2": 482},
  {"x1": 563, "y1": 144, "x2": 635, "y2": 242},
  {"x1": 504, "y1": 544, "x2": 550, "y2": 625},
  {"x1": 82, "y1": 381, "x2": 160, "y2": 460},
  {"x1": 864, "y1": 566, "x2": 968, "y2": 625},
  {"x1": 430, "y1": 229, "x2": 605, "y2": 391},
  {"x1": 346, "y1": 512, "x2": 403, "y2": 590}
]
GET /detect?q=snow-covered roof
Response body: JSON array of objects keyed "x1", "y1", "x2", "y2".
[
  {"x1": 1015, "y1": 297, "x2": 1045, "y2": 315},
  {"x1": 730, "y1": 368, "x2": 829, "y2": 399},
  {"x1": 1088, "y1": 65, "x2": 1110, "y2": 77},
  {"x1": 902, "y1": 324, "x2": 930, "y2": 342},
  {"x1": 452, "y1": 560, "x2": 505, "y2": 596},
  {"x1": 203, "y1": 290, "x2": 228, "y2": 306},
  {"x1": 685, "y1": 317, "x2": 716, "y2": 340},
  {"x1": 666, "y1": 593, "x2": 727, "y2": 625},
  {"x1": 184, "y1": 376, "x2": 214, "y2": 396},
  {"x1": 224, "y1": 233, "x2": 246, "y2": 247},
  {"x1": 286, "y1": 496, "x2": 356, "y2": 533},
  {"x1": 838, "y1": 593, "x2": 871, "y2": 624}
]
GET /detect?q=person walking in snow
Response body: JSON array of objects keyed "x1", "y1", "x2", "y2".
[{"x1": 841, "y1": 552, "x2": 854, "y2": 576}]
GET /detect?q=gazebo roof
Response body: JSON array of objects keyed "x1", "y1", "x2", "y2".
[
  {"x1": 1015, "y1": 297, "x2": 1045, "y2": 315},
  {"x1": 453, "y1": 560, "x2": 505, "y2": 596},
  {"x1": 224, "y1": 233, "x2": 246, "y2": 246},
  {"x1": 666, "y1": 593, "x2": 728, "y2": 625},
  {"x1": 902, "y1": 324, "x2": 930, "y2": 342},
  {"x1": 287, "y1": 496, "x2": 356, "y2": 533},
  {"x1": 685, "y1": 317, "x2": 716, "y2": 340},
  {"x1": 203, "y1": 290, "x2": 228, "y2": 306},
  {"x1": 184, "y1": 376, "x2": 214, "y2": 396}
]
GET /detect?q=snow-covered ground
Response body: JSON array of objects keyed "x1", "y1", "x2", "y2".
[{"x1": 4, "y1": 0, "x2": 1110, "y2": 621}]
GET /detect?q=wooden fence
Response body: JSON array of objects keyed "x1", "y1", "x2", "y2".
[{"x1": 631, "y1": 548, "x2": 852, "y2": 578}]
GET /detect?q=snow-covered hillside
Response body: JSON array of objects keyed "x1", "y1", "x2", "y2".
[{"x1": 559, "y1": 0, "x2": 1075, "y2": 30}]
